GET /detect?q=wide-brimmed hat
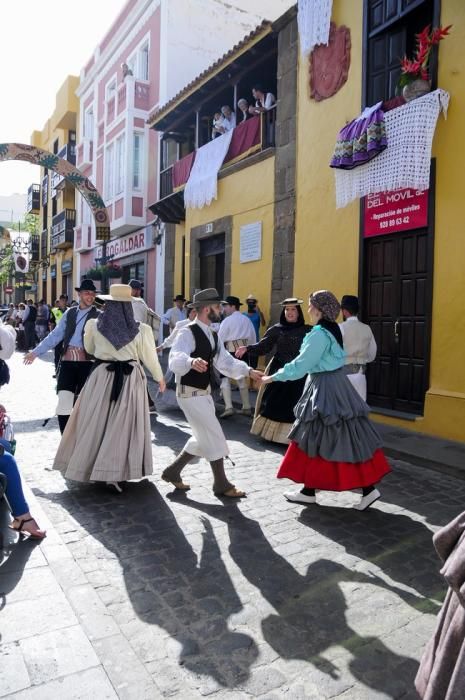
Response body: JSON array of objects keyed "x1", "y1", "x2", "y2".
[
  {"x1": 223, "y1": 295, "x2": 242, "y2": 307},
  {"x1": 75, "y1": 279, "x2": 99, "y2": 293},
  {"x1": 187, "y1": 288, "x2": 226, "y2": 308},
  {"x1": 280, "y1": 297, "x2": 304, "y2": 307},
  {"x1": 96, "y1": 284, "x2": 133, "y2": 303},
  {"x1": 245, "y1": 294, "x2": 257, "y2": 302},
  {"x1": 129, "y1": 279, "x2": 142, "y2": 290},
  {"x1": 173, "y1": 294, "x2": 186, "y2": 302}
]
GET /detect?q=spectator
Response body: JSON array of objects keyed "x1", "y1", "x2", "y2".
[
  {"x1": 249, "y1": 85, "x2": 276, "y2": 114},
  {"x1": 1, "y1": 439, "x2": 46, "y2": 539},
  {"x1": 162, "y1": 295, "x2": 187, "y2": 332},
  {"x1": 22, "y1": 299, "x2": 37, "y2": 351},
  {"x1": 15, "y1": 303, "x2": 27, "y2": 352},
  {"x1": 237, "y1": 98, "x2": 251, "y2": 122},
  {"x1": 211, "y1": 111, "x2": 224, "y2": 139},
  {"x1": 221, "y1": 105, "x2": 236, "y2": 132},
  {"x1": 4, "y1": 304, "x2": 16, "y2": 326},
  {"x1": 35, "y1": 299, "x2": 50, "y2": 342}
]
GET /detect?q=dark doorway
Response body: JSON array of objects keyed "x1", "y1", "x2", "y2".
[
  {"x1": 199, "y1": 234, "x2": 225, "y2": 297},
  {"x1": 363, "y1": 227, "x2": 433, "y2": 415}
]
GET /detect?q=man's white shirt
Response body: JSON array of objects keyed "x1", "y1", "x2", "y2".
[{"x1": 218, "y1": 310, "x2": 256, "y2": 346}]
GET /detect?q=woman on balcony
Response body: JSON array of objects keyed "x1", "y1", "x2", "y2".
[{"x1": 53, "y1": 284, "x2": 165, "y2": 492}]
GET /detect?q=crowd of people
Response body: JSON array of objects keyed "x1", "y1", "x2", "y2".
[
  {"x1": 211, "y1": 85, "x2": 276, "y2": 139},
  {"x1": 1, "y1": 281, "x2": 464, "y2": 698}
]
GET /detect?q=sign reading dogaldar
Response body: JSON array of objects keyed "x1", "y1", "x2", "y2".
[
  {"x1": 95, "y1": 228, "x2": 151, "y2": 261},
  {"x1": 364, "y1": 188, "x2": 429, "y2": 238}
]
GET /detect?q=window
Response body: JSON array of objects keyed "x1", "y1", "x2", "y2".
[
  {"x1": 133, "y1": 133, "x2": 144, "y2": 189},
  {"x1": 365, "y1": 0, "x2": 435, "y2": 105},
  {"x1": 115, "y1": 135, "x2": 126, "y2": 195},
  {"x1": 105, "y1": 143, "x2": 114, "y2": 199},
  {"x1": 139, "y1": 42, "x2": 149, "y2": 81},
  {"x1": 84, "y1": 108, "x2": 94, "y2": 138},
  {"x1": 106, "y1": 79, "x2": 116, "y2": 101}
]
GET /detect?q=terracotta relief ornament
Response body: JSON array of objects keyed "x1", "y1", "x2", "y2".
[{"x1": 310, "y1": 22, "x2": 351, "y2": 101}]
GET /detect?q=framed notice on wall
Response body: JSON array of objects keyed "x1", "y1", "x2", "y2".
[
  {"x1": 363, "y1": 188, "x2": 429, "y2": 237},
  {"x1": 240, "y1": 222, "x2": 262, "y2": 263}
]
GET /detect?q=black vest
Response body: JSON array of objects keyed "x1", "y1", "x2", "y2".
[
  {"x1": 63, "y1": 306, "x2": 99, "y2": 355},
  {"x1": 181, "y1": 322, "x2": 218, "y2": 390}
]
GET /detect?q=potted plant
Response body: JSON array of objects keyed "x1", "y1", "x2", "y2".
[
  {"x1": 105, "y1": 263, "x2": 122, "y2": 279},
  {"x1": 85, "y1": 267, "x2": 102, "y2": 280},
  {"x1": 398, "y1": 24, "x2": 452, "y2": 102}
]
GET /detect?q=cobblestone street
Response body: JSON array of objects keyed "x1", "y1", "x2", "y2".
[{"x1": 2, "y1": 350, "x2": 465, "y2": 699}]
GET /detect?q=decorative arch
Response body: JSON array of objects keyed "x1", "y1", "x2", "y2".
[{"x1": 0, "y1": 143, "x2": 110, "y2": 241}]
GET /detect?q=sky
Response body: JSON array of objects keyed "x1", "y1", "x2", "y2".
[{"x1": 0, "y1": 0, "x2": 128, "y2": 203}]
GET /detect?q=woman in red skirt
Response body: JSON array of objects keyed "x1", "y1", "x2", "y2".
[{"x1": 260, "y1": 290, "x2": 390, "y2": 511}]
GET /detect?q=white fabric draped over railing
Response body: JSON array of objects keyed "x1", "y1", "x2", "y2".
[
  {"x1": 334, "y1": 89, "x2": 450, "y2": 208},
  {"x1": 297, "y1": 0, "x2": 332, "y2": 55},
  {"x1": 184, "y1": 131, "x2": 234, "y2": 210}
]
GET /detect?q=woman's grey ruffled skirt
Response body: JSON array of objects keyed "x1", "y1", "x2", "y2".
[{"x1": 288, "y1": 368, "x2": 383, "y2": 464}]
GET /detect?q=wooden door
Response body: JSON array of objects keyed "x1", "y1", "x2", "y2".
[{"x1": 363, "y1": 228, "x2": 432, "y2": 414}]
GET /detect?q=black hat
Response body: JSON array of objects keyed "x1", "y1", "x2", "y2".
[
  {"x1": 75, "y1": 279, "x2": 99, "y2": 293},
  {"x1": 129, "y1": 279, "x2": 142, "y2": 290},
  {"x1": 187, "y1": 288, "x2": 226, "y2": 308},
  {"x1": 173, "y1": 294, "x2": 186, "y2": 302},
  {"x1": 223, "y1": 295, "x2": 242, "y2": 307}
]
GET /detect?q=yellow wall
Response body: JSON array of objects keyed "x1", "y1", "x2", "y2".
[
  {"x1": 30, "y1": 75, "x2": 79, "y2": 302},
  {"x1": 184, "y1": 156, "x2": 275, "y2": 319},
  {"x1": 294, "y1": 0, "x2": 465, "y2": 442}
]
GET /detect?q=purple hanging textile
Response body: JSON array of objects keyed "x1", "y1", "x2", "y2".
[{"x1": 330, "y1": 102, "x2": 387, "y2": 170}]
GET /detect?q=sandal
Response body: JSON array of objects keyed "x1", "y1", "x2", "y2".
[
  {"x1": 161, "y1": 475, "x2": 191, "y2": 491},
  {"x1": 222, "y1": 487, "x2": 246, "y2": 498},
  {"x1": 9, "y1": 517, "x2": 46, "y2": 540}
]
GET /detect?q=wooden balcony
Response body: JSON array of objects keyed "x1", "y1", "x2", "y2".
[{"x1": 51, "y1": 209, "x2": 76, "y2": 249}]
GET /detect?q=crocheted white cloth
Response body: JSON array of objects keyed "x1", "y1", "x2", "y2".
[
  {"x1": 184, "y1": 130, "x2": 234, "y2": 209},
  {"x1": 334, "y1": 89, "x2": 450, "y2": 208},
  {"x1": 297, "y1": 0, "x2": 332, "y2": 55}
]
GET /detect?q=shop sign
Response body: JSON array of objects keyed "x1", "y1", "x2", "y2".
[
  {"x1": 61, "y1": 259, "x2": 73, "y2": 274},
  {"x1": 240, "y1": 222, "x2": 262, "y2": 263},
  {"x1": 95, "y1": 227, "x2": 151, "y2": 261},
  {"x1": 4, "y1": 286, "x2": 13, "y2": 293},
  {"x1": 363, "y1": 188, "x2": 429, "y2": 238},
  {"x1": 50, "y1": 265, "x2": 57, "y2": 279}
]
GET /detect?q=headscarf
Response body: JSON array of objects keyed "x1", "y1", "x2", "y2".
[
  {"x1": 278, "y1": 305, "x2": 305, "y2": 329},
  {"x1": 96, "y1": 300, "x2": 139, "y2": 350},
  {"x1": 310, "y1": 290, "x2": 343, "y2": 348}
]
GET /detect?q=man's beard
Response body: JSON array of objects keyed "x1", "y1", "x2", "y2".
[{"x1": 208, "y1": 309, "x2": 221, "y2": 323}]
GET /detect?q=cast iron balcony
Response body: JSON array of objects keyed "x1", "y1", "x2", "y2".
[{"x1": 51, "y1": 209, "x2": 76, "y2": 249}]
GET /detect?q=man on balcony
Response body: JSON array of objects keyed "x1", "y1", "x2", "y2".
[{"x1": 249, "y1": 85, "x2": 276, "y2": 114}]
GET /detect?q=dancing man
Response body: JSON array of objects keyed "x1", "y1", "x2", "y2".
[{"x1": 161, "y1": 288, "x2": 262, "y2": 498}]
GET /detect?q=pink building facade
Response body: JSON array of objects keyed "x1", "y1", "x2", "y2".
[{"x1": 75, "y1": 0, "x2": 161, "y2": 305}]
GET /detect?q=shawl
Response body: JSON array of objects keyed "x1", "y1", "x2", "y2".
[
  {"x1": 297, "y1": 0, "x2": 332, "y2": 55},
  {"x1": 96, "y1": 301, "x2": 139, "y2": 351}
]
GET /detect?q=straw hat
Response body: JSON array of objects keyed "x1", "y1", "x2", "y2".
[{"x1": 96, "y1": 284, "x2": 133, "y2": 302}]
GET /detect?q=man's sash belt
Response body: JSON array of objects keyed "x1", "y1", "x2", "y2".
[
  {"x1": 225, "y1": 339, "x2": 248, "y2": 352},
  {"x1": 176, "y1": 384, "x2": 211, "y2": 398}
]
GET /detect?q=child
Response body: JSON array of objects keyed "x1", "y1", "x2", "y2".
[{"x1": 212, "y1": 111, "x2": 224, "y2": 139}]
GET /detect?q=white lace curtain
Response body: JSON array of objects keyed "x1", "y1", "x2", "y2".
[
  {"x1": 334, "y1": 89, "x2": 450, "y2": 208},
  {"x1": 184, "y1": 131, "x2": 234, "y2": 210},
  {"x1": 297, "y1": 0, "x2": 332, "y2": 55}
]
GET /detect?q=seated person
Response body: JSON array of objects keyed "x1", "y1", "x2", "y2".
[
  {"x1": 237, "y1": 98, "x2": 250, "y2": 122},
  {"x1": 211, "y1": 111, "x2": 224, "y2": 139},
  {"x1": 249, "y1": 84, "x2": 276, "y2": 114},
  {"x1": 221, "y1": 105, "x2": 236, "y2": 132},
  {"x1": 0, "y1": 438, "x2": 46, "y2": 539}
]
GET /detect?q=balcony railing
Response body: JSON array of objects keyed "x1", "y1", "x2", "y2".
[
  {"x1": 51, "y1": 209, "x2": 76, "y2": 249},
  {"x1": 41, "y1": 229, "x2": 48, "y2": 259},
  {"x1": 50, "y1": 143, "x2": 77, "y2": 189},
  {"x1": 30, "y1": 234, "x2": 40, "y2": 262},
  {"x1": 76, "y1": 137, "x2": 93, "y2": 169},
  {"x1": 41, "y1": 174, "x2": 48, "y2": 206},
  {"x1": 27, "y1": 184, "x2": 40, "y2": 214}
]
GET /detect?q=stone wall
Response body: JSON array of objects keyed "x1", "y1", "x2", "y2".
[
  {"x1": 271, "y1": 15, "x2": 298, "y2": 323},
  {"x1": 163, "y1": 223, "x2": 176, "y2": 310}
]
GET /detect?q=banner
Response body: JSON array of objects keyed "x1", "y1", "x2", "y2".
[{"x1": 13, "y1": 232, "x2": 30, "y2": 273}]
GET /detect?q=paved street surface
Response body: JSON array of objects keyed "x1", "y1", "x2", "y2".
[{"x1": 1, "y1": 351, "x2": 465, "y2": 699}]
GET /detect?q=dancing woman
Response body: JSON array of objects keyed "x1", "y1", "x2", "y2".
[{"x1": 260, "y1": 290, "x2": 390, "y2": 510}]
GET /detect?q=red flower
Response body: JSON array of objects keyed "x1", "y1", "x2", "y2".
[{"x1": 400, "y1": 24, "x2": 452, "y2": 81}]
